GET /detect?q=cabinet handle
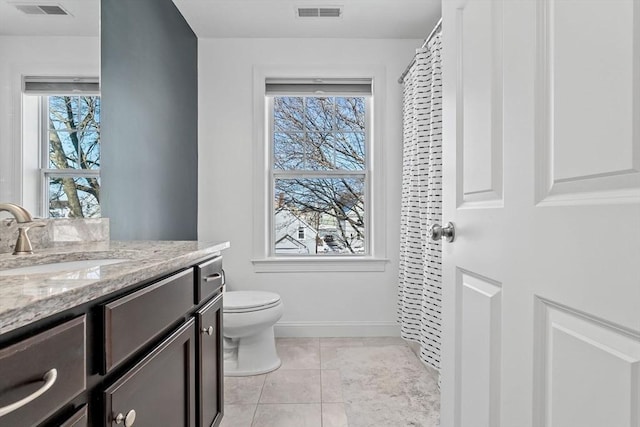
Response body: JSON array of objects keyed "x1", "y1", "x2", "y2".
[
  {"x1": 0, "y1": 368, "x2": 57, "y2": 417},
  {"x1": 204, "y1": 272, "x2": 222, "y2": 282},
  {"x1": 115, "y1": 409, "x2": 136, "y2": 426},
  {"x1": 201, "y1": 326, "x2": 214, "y2": 336}
]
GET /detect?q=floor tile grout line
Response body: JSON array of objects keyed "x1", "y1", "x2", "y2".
[
  {"x1": 319, "y1": 338, "x2": 324, "y2": 426},
  {"x1": 252, "y1": 374, "x2": 268, "y2": 425}
]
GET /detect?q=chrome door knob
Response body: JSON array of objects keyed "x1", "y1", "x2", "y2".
[
  {"x1": 429, "y1": 222, "x2": 456, "y2": 242},
  {"x1": 201, "y1": 326, "x2": 214, "y2": 336}
]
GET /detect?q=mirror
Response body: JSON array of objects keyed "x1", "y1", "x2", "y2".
[{"x1": 0, "y1": 0, "x2": 100, "y2": 218}]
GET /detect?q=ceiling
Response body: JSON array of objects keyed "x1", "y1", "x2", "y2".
[
  {"x1": 0, "y1": 0, "x2": 99, "y2": 36},
  {"x1": 0, "y1": 0, "x2": 441, "y2": 40},
  {"x1": 172, "y1": 0, "x2": 441, "y2": 39}
]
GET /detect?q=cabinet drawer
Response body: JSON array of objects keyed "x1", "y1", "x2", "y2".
[
  {"x1": 59, "y1": 405, "x2": 88, "y2": 427},
  {"x1": 195, "y1": 256, "x2": 223, "y2": 304},
  {"x1": 104, "y1": 320, "x2": 196, "y2": 427},
  {"x1": 103, "y1": 269, "x2": 194, "y2": 372},
  {"x1": 0, "y1": 316, "x2": 86, "y2": 427},
  {"x1": 196, "y1": 293, "x2": 224, "y2": 427}
]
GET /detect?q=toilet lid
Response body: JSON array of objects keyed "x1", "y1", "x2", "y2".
[{"x1": 224, "y1": 291, "x2": 281, "y2": 312}]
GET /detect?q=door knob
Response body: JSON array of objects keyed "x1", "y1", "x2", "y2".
[
  {"x1": 429, "y1": 222, "x2": 456, "y2": 242},
  {"x1": 201, "y1": 326, "x2": 214, "y2": 336}
]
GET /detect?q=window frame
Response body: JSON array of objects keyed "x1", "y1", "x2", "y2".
[
  {"x1": 267, "y1": 94, "x2": 372, "y2": 258},
  {"x1": 39, "y1": 94, "x2": 101, "y2": 218},
  {"x1": 251, "y1": 66, "x2": 389, "y2": 273}
]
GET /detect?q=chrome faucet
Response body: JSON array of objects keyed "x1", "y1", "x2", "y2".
[{"x1": 0, "y1": 203, "x2": 46, "y2": 255}]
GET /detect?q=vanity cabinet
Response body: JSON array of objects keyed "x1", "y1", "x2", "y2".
[{"x1": 0, "y1": 254, "x2": 224, "y2": 427}]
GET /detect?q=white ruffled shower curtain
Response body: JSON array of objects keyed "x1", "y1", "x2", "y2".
[{"x1": 397, "y1": 32, "x2": 443, "y2": 372}]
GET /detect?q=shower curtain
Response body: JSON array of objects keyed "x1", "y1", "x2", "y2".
[{"x1": 397, "y1": 33, "x2": 443, "y2": 372}]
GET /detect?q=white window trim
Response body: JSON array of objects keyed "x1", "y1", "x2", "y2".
[{"x1": 251, "y1": 65, "x2": 388, "y2": 273}]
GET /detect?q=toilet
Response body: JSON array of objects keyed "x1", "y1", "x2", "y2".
[{"x1": 223, "y1": 290, "x2": 284, "y2": 376}]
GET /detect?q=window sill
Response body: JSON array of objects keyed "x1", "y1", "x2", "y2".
[{"x1": 251, "y1": 257, "x2": 389, "y2": 273}]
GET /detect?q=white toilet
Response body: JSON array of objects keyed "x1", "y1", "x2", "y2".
[{"x1": 223, "y1": 291, "x2": 284, "y2": 376}]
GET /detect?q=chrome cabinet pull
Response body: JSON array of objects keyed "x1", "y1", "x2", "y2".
[
  {"x1": 0, "y1": 368, "x2": 57, "y2": 417},
  {"x1": 204, "y1": 269, "x2": 225, "y2": 284},
  {"x1": 201, "y1": 326, "x2": 214, "y2": 336},
  {"x1": 204, "y1": 273, "x2": 221, "y2": 282},
  {"x1": 429, "y1": 222, "x2": 456, "y2": 242},
  {"x1": 115, "y1": 409, "x2": 136, "y2": 426}
]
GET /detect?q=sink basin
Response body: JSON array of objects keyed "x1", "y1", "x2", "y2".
[{"x1": 0, "y1": 259, "x2": 129, "y2": 276}]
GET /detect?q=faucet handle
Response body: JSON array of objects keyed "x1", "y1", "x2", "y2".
[{"x1": 13, "y1": 222, "x2": 46, "y2": 255}]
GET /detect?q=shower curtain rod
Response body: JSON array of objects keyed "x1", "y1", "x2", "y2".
[{"x1": 398, "y1": 18, "x2": 442, "y2": 84}]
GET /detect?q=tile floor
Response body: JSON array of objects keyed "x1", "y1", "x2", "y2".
[{"x1": 220, "y1": 337, "x2": 440, "y2": 427}]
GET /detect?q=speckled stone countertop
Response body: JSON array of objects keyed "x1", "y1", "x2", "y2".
[{"x1": 0, "y1": 240, "x2": 230, "y2": 335}]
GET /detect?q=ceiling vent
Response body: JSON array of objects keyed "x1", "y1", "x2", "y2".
[
  {"x1": 14, "y1": 4, "x2": 70, "y2": 15},
  {"x1": 296, "y1": 6, "x2": 342, "y2": 18}
]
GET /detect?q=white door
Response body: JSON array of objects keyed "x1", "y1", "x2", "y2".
[{"x1": 440, "y1": 1, "x2": 640, "y2": 426}]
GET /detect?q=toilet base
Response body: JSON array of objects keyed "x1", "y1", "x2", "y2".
[
  {"x1": 224, "y1": 358, "x2": 281, "y2": 377},
  {"x1": 223, "y1": 326, "x2": 281, "y2": 377}
]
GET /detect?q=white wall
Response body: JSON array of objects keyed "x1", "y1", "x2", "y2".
[
  {"x1": 0, "y1": 36, "x2": 99, "y2": 209},
  {"x1": 198, "y1": 38, "x2": 419, "y2": 336}
]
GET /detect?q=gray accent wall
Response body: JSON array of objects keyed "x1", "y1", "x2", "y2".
[{"x1": 101, "y1": 0, "x2": 198, "y2": 240}]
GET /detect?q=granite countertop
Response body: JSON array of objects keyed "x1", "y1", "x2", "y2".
[{"x1": 0, "y1": 240, "x2": 230, "y2": 335}]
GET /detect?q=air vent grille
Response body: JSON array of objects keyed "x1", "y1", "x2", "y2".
[
  {"x1": 14, "y1": 4, "x2": 69, "y2": 15},
  {"x1": 297, "y1": 7, "x2": 342, "y2": 18},
  {"x1": 298, "y1": 8, "x2": 319, "y2": 17},
  {"x1": 319, "y1": 8, "x2": 341, "y2": 17}
]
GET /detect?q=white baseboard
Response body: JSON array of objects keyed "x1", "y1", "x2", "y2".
[{"x1": 274, "y1": 320, "x2": 400, "y2": 337}]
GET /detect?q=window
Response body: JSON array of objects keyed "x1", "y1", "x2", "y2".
[
  {"x1": 24, "y1": 77, "x2": 100, "y2": 218},
  {"x1": 252, "y1": 67, "x2": 387, "y2": 272},
  {"x1": 267, "y1": 79, "x2": 371, "y2": 256}
]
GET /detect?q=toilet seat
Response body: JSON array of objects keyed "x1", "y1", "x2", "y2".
[{"x1": 224, "y1": 291, "x2": 281, "y2": 313}]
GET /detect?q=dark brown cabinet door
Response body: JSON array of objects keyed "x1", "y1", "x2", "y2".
[
  {"x1": 196, "y1": 293, "x2": 223, "y2": 427},
  {"x1": 104, "y1": 320, "x2": 196, "y2": 427}
]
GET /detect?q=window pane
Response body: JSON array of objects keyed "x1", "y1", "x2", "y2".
[
  {"x1": 305, "y1": 97, "x2": 334, "y2": 131},
  {"x1": 48, "y1": 96, "x2": 100, "y2": 170},
  {"x1": 336, "y1": 97, "x2": 365, "y2": 131},
  {"x1": 48, "y1": 96, "x2": 76, "y2": 131},
  {"x1": 48, "y1": 176, "x2": 100, "y2": 218},
  {"x1": 306, "y1": 132, "x2": 334, "y2": 170},
  {"x1": 49, "y1": 131, "x2": 100, "y2": 169},
  {"x1": 273, "y1": 132, "x2": 307, "y2": 169},
  {"x1": 272, "y1": 95, "x2": 366, "y2": 171},
  {"x1": 274, "y1": 97, "x2": 304, "y2": 131},
  {"x1": 333, "y1": 132, "x2": 365, "y2": 170},
  {"x1": 274, "y1": 177, "x2": 365, "y2": 255}
]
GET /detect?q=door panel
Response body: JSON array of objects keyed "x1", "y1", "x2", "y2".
[
  {"x1": 536, "y1": 0, "x2": 640, "y2": 204},
  {"x1": 460, "y1": 0, "x2": 503, "y2": 206},
  {"x1": 535, "y1": 300, "x2": 640, "y2": 427},
  {"x1": 459, "y1": 271, "x2": 501, "y2": 427}
]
